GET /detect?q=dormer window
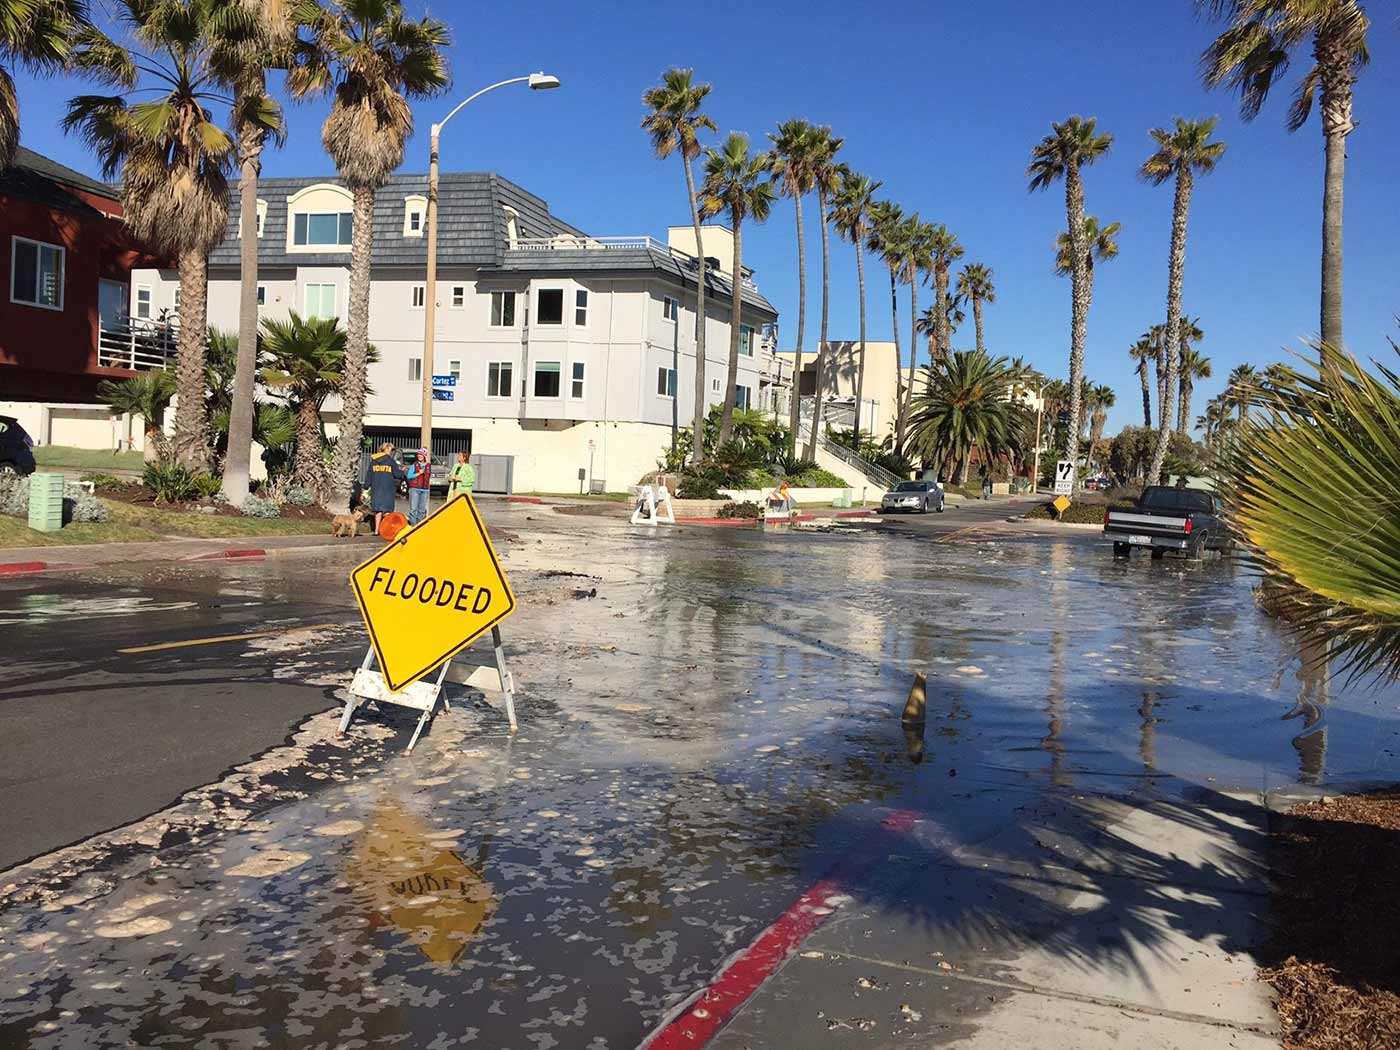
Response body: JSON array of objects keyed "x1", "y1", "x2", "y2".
[
  {"x1": 285, "y1": 183, "x2": 354, "y2": 252},
  {"x1": 239, "y1": 199, "x2": 268, "y2": 239},
  {"x1": 403, "y1": 194, "x2": 427, "y2": 237},
  {"x1": 294, "y1": 212, "x2": 352, "y2": 246}
]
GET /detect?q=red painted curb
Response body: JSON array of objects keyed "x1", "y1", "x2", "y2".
[
  {"x1": 0, "y1": 561, "x2": 49, "y2": 575},
  {"x1": 505, "y1": 496, "x2": 543, "y2": 504},
  {"x1": 190, "y1": 548, "x2": 267, "y2": 561},
  {"x1": 639, "y1": 810, "x2": 921, "y2": 1049}
]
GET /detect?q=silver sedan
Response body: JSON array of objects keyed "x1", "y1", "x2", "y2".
[{"x1": 880, "y1": 480, "x2": 945, "y2": 514}]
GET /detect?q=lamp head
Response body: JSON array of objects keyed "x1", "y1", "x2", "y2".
[{"x1": 528, "y1": 72, "x2": 561, "y2": 90}]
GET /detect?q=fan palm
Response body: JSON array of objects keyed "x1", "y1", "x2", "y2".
[
  {"x1": 1087, "y1": 383, "x2": 1116, "y2": 471},
  {"x1": 1, "y1": 0, "x2": 86, "y2": 167},
  {"x1": 897, "y1": 216, "x2": 934, "y2": 455},
  {"x1": 1129, "y1": 338, "x2": 1155, "y2": 427},
  {"x1": 1141, "y1": 117, "x2": 1226, "y2": 484},
  {"x1": 803, "y1": 125, "x2": 843, "y2": 463},
  {"x1": 915, "y1": 304, "x2": 939, "y2": 375},
  {"x1": 642, "y1": 68, "x2": 716, "y2": 466},
  {"x1": 288, "y1": 0, "x2": 449, "y2": 511},
  {"x1": 697, "y1": 132, "x2": 774, "y2": 447},
  {"x1": 1177, "y1": 324, "x2": 1210, "y2": 434},
  {"x1": 97, "y1": 369, "x2": 176, "y2": 463},
  {"x1": 956, "y1": 263, "x2": 995, "y2": 354},
  {"x1": 867, "y1": 199, "x2": 907, "y2": 439},
  {"x1": 906, "y1": 350, "x2": 1025, "y2": 484},
  {"x1": 926, "y1": 224, "x2": 963, "y2": 364},
  {"x1": 1028, "y1": 116, "x2": 1113, "y2": 474},
  {"x1": 767, "y1": 119, "x2": 818, "y2": 455},
  {"x1": 1053, "y1": 215, "x2": 1120, "y2": 287},
  {"x1": 828, "y1": 168, "x2": 880, "y2": 441},
  {"x1": 1227, "y1": 363, "x2": 1258, "y2": 421},
  {"x1": 65, "y1": 0, "x2": 258, "y2": 470},
  {"x1": 1198, "y1": 0, "x2": 1369, "y2": 350}
]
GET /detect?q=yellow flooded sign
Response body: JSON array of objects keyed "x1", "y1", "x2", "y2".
[
  {"x1": 1052, "y1": 494, "x2": 1072, "y2": 515},
  {"x1": 351, "y1": 494, "x2": 516, "y2": 691},
  {"x1": 348, "y1": 802, "x2": 496, "y2": 964}
]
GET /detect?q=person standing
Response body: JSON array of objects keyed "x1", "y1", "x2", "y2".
[
  {"x1": 363, "y1": 442, "x2": 405, "y2": 536},
  {"x1": 406, "y1": 447, "x2": 432, "y2": 525},
  {"x1": 980, "y1": 465, "x2": 993, "y2": 501},
  {"x1": 447, "y1": 450, "x2": 475, "y2": 501}
]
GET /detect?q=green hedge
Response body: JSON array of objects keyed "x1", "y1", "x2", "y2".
[{"x1": 1024, "y1": 498, "x2": 1128, "y2": 524}]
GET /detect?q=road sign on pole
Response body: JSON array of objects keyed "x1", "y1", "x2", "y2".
[{"x1": 1053, "y1": 460, "x2": 1076, "y2": 496}]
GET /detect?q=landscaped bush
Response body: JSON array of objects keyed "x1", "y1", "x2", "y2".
[
  {"x1": 191, "y1": 473, "x2": 223, "y2": 499},
  {"x1": 143, "y1": 462, "x2": 201, "y2": 503},
  {"x1": 0, "y1": 475, "x2": 109, "y2": 523},
  {"x1": 241, "y1": 495, "x2": 281, "y2": 518},
  {"x1": 80, "y1": 472, "x2": 131, "y2": 490},
  {"x1": 1024, "y1": 497, "x2": 1126, "y2": 524},
  {"x1": 788, "y1": 467, "x2": 847, "y2": 488},
  {"x1": 718, "y1": 500, "x2": 762, "y2": 519},
  {"x1": 283, "y1": 485, "x2": 315, "y2": 506}
]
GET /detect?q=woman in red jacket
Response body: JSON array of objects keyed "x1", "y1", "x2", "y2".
[{"x1": 406, "y1": 447, "x2": 432, "y2": 525}]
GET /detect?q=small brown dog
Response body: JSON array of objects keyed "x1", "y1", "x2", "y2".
[{"x1": 331, "y1": 509, "x2": 366, "y2": 538}]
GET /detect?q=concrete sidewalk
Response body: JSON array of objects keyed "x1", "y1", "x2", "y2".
[
  {"x1": 701, "y1": 786, "x2": 1279, "y2": 1049},
  {"x1": 0, "y1": 531, "x2": 381, "y2": 573}
]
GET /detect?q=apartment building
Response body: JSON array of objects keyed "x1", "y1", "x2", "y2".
[{"x1": 132, "y1": 172, "x2": 779, "y2": 492}]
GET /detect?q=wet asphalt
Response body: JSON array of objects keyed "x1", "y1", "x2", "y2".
[{"x1": 2, "y1": 500, "x2": 1397, "y2": 1048}]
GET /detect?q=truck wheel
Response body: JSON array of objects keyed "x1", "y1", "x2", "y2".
[
  {"x1": 1150, "y1": 548, "x2": 1165, "y2": 561},
  {"x1": 1112, "y1": 541, "x2": 1130, "y2": 559},
  {"x1": 1187, "y1": 534, "x2": 1207, "y2": 560}
]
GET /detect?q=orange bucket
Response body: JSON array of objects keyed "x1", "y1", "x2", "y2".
[{"x1": 378, "y1": 511, "x2": 408, "y2": 541}]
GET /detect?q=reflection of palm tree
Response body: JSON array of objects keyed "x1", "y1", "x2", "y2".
[
  {"x1": 1043, "y1": 542, "x2": 1073, "y2": 786},
  {"x1": 1287, "y1": 632, "x2": 1330, "y2": 784}
]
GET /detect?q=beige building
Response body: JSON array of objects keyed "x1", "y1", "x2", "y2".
[{"x1": 773, "y1": 340, "x2": 901, "y2": 441}]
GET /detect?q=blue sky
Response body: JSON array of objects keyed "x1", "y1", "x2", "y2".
[{"x1": 13, "y1": 0, "x2": 1400, "y2": 434}]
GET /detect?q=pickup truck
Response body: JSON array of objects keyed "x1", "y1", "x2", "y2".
[{"x1": 1103, "y1": 485, "x2": 1231, "y2": 560}]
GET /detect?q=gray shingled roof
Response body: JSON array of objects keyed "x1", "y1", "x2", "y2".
[{"x1": 11, "y1": 146, "x2": 118, "y2": 200}]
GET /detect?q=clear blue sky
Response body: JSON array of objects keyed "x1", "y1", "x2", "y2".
[{"x1": 13, "y1": 0, "x2": 1400, "y2": 435}]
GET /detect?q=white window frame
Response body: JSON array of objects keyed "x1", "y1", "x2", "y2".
[
  {"x1": 256, "y1": 285, "x2": 266, "y2": 307},
  {"x1": 11, "y1": 237, "x2": 65, "y2": 311},
  {"x1": 739, "y1": 323, "x2": 754, "y2": 357},
  {"x1": 734, "y1": 384, "x2": 752, "y2": 411},
  {"x1": 135, "y1": 284, "x2": 152, "y2": 319},
  {"x1": 303, "y1": 282, "x2": 337, "y2": 320},
  {"x1": 570, "y1": 361, "x2": 586, "y2": 399},
  {"x1": 407, "y1": 357, "x2": 423, "y2": 382},
  {"x1": 448, "y1": 359, "x2": 462, "y2": 380},
  {"x1": 536, "y1": 288, "x2": 564, "y2": 326},
  {"x1": 486, "y1": 360, "x2": 514, "y2": 399},
  {"x1": 574, "y1": 288, "x2": 589, "y2": 327},
  {"x1": 490, "y1": 290, "x2": 516, "y2": 327},
  {"x1": 451, "y1": 285, "x2": 466, "y2": 309},
  {"x1": 411, "y1": 284, "x2": 425, "y2": 309},
  {"x1": 172, "y1": 286, "x2": 181, "y2": 311},
  {"x1": 292, "y1": 210, "x2": 353, "y2": 248},
  {"x1": 402, "y1": 194, "x2": 427, "y2": 237},
  {"x1": 662, "y1": 296, "x2": 679, "y2": 322},
  {"x1": 533, "y1": 360, "x2": 562, "y2": 397},
  {"x1": 711, "y1": 377, "x2": 721, "y2": 394},
  {"x1": 657, "y1": 366, "x2": 676, "y2": 398}
]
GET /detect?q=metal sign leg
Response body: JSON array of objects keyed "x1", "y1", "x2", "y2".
[
  {"x1": 338, "y1": 645, "x2": 376, "y2": 736},
  {"x1": 492, "y1": 626, "x2": 517, "y2": 733},
  {"x1": 405, "y1": 658, "x2": 454, "y2": 754}
]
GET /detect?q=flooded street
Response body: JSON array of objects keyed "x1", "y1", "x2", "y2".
[{"x1": 2, "y1": 509, "x2": 1396, "y2": 1048}]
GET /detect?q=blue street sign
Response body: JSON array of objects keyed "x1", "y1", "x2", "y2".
[
  {"x1": 432, "y1": 375, "x2": 456, "y2": 388},
  {"x1": 432, "y1": 389, "x2": 454, "y2": 401}
]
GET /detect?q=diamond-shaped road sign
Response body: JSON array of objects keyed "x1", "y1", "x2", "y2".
[{"x1": 351, "y1": 495, "x2": 516, "y2": 691}]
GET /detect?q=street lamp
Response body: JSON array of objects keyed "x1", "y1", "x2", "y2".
[{"x1": 419, "y1": 72, "x2": 561, "y2": 452}]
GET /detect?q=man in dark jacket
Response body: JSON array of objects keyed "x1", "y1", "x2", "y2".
[{"x1": 363, "y1": 442, "x2": 405, "y2": 536}]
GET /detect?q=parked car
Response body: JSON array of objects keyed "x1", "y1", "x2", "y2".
[
  {"x1": 1103, "y1": 485, "x2": 1231, "y2": 560},
  {"x1": 0, "y1": 415, "x2": 36, "y2": 477},
  {"x1": 880, "y1": 479, "x2": 944, "y2": 514}
]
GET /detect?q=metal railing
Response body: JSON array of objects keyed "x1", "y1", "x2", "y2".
[
  {"x1": 97, "y1": 317, "x2": 179, "y2": 371},
  {"x1": 509, "y1": 235, "x2": 759, "y2": 290},
  {"x1": 795, "y1": 416, "x2": 903, "y2": 490}
]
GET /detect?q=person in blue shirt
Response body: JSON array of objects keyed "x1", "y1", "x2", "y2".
[{"x1": 363, "y1": 442, "x2": 405, "y2": 535}]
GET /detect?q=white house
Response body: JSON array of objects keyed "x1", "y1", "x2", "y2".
[{"x1": 132, "y1": 171, "x2": 780, "y2": 493}]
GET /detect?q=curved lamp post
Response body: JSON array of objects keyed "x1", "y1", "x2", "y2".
[{"x1": 419, "y1": 73, "x2": 561, "y2": 452}]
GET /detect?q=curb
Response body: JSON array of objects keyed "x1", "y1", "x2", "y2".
[
  {"x1": 674, "y1": 509, "x2": 880, "y2": 528},
  {"x1": 0, "y1": 560, "x2": 84, "y2": 576},
  {"x1": 187, "y1": 548, "x2": 268, "y2": 561},
  {"x1": 504, "y1": 496, "x2": 543, "y2": 505}
]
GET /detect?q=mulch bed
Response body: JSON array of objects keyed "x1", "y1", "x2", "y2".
[
  {"x1": 1262, "y1": 790, "x2": 1400, "y2": 1050},
  {"x1": 91, "y1": 482, "x2": 332, "y2": 521}
]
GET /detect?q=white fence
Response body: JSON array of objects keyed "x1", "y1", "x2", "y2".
[{"x1": 97, "y1": 317, "x2": 178, "y2": 371}]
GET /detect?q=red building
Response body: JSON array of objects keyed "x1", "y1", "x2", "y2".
[{"x1": 0, "y1": 147, "x2": 163, "y2": 407}]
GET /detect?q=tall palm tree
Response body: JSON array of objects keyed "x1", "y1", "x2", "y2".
[
  {"x1": 1, "y1": 0, "x2": 86, "y2": 168},
  {"x1": 1087, "y1": 383, "x2": 1116, "y2": 471},
  {"x1": 1177, "y1": 322, "x2": 1210, "y2": 434},
  {"x1": 1028, "y1": 116, "x2": 1113, "y2": 477},
  {"x1": 803, "y1": 125, "x2": 843, "y2": 463},
  {"x1": 926, "y1": 224, "x2": 963, "y2": 364},
  {"x1": 98, "y1": 369, "x2": 176, "y2": 462},
  {"x1": 1142, "y1": 323, "x2": 1168, "y2": 424},
  {"x1": 915, "y1": 305, "x2": 939, "y2": 374},
  {"x1": 767, "y1": 118, "x2": 817, "y2": 455},
  {"x1": 697, "y1": 132, "x2": 774, "y2": 447},
  {"x1": 1053, "y1": 215, "x2": 1120, "y2": 287},
  {"x1": 66, "y1": 0, "x2": 251, "y2": 470},
  {"x1": 956, "y1": 263, "x2": 995, "y2": 355},
  {"x1": 867, "y1": 200, "x2": 907, "y2": 441},
  {"x1": 1141, "y1": 117, "x2": 1226, "y2": 484},
  {"x1": 907, "y1": 350, "x2": 1028, "y2": 484},
  {"x1": 1198, "y1": 0, "x2": 1369, "y2": 350},
  {"x1": 897, "y1": 216, "x2": 933, "y2": 455},
  {"x1": 214, "y1": 0, "x2": 292, "y2": 504},
  {"x1": 1129, "y1": 338, "x2": 1155, "y2": 427},
  {"x1": 1227, "y1": 363, "x2": 1257, "y2": 421},
  {"x1": 642, "y1": 68, "x2": 716, "y2": 467},
  {"x1": 828, "y1": 168, "x2": 879, "y2": 441},
  {"x1": 289, "y1": 0, "x2": 449, "y2": 512}
]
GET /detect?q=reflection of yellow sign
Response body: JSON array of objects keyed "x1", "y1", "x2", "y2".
[
  {"x1": 1052, "y1": 495, "x2": 1072, "y2": 515},
  {"x1": 347, "y1": 802, "x2": 496, "y2": 964},
  {"x1": 351, "y1": 495, "x2": 515, "y2": 691}
]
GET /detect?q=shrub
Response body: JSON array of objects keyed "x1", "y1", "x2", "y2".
[
  {"x1": 241, "y1": 495, "x2": 281, "y2": 518},
  {"x1": 80, "y1": 472, "x2": 131, "y2": 490},
  {"x1": 143, "y1": 462, "x2": 200, "y2": 503},
  {"x1": 191, "y1": 473, "x2": 223, "y2": 499},
  {"x1": 677, "y1": 464, "x2": 726, "y2": 500},
  {"x1": 0, "y1": 476, "x2": 108, "y2": 523},
  {"x1": 1024, "y1": 497, "x2": 1125, "y2": 524},
  {"x1": 283, "y1": 485, "x2": 315, "y2": 506},
  {"x1": 787, "y1": 467, "x2": 847, "y2": 488},
  {"x1": 718, "y1": 500, "x2": 762, "y2": 520},
  {"x1": 0, "y1": 475, "x2": 27, "y2": 516}
]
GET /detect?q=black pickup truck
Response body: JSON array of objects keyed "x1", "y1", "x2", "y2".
[{"x1": 1103, "y1": 485, "x2": 1231, "y2": 560}]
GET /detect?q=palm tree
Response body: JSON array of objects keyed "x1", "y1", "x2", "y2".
[
  {"x1": 1, "y1": 0, "x2": 86, "y2": 168},
  {"x1": 642, "y1": 68, "x2": 716, "y2": 467},
  {"x1": 1141, "y1": 117, "x2": 1226, "y2": 484},
  {"x1": 956, "y1": 263, "x2": 995, "y2": 355},
  {"x1": 906, "y1": 350, "x2": 1028, "y2": 484},
  {"x1": 1053, "y1": 215, "x2": 1120, "y2": 287},
  {"x1": 767, "y1": 119, "x2": 817, "y2": 455},
  {"x1": 98, "y1": 370, "x2": 176, "y2": 462},
  {"x1": 926, "y1": 225, "x2": 963, "y2": 365},
  {"x1": 66, "y1": 0, "x2": 248, "y2": 470},
  {"x1": 1087, "y1": 383, "x2": 1116, "y2": 471},
  {"x1": 1142, "y1": 323, "x2": 1168, "y2": 423},
  {"x1": 1129, "y1": 338, "x2": 1155, "y2": 427},
  {"x1": 214, "y1": 0, "x2": 292, "y2": 505},
  {"x1": 914, "y1": 305, "x2": 939, "y2": 374},
  {"x1": 1227, "y1": 363, "x2": 1257, "y2": 421},
  {"x1": 288, "y1": 0, "x2": 449, "y2": 511},
  {"x1": 898, "y1": 216, "x2": 933, "y2": 455},
  {"x1": 1198, "y1": 0, "x2": 1369, "y2": 350},
  {"x1": 867, "y1": 200, "x2": 907, "y2": 441},
  {"x1": 803, "y1": 126, "x2": 843, "y2": 463},
  {"x1": 829, "y1": 168, "x2": 880, "y2": 441},
  {"x1": 697, "y1": 132, "x2": 774, "y2": 447},
  {"x1": 1028, "y1": 116, "x2": 1114, "y2": 477},
  {"x1": 1177, "y1": 323, "x2": 1210, "y2": 434}
]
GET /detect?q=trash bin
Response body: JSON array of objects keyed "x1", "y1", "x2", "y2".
[{"x1": 27, "y1": 473, "x2": 64, "y2": 532}]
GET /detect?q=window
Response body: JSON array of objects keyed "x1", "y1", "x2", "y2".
[
  {"x1": 256, "y1": 209, "x2": 264, "y2": 237},
  {"x1": 711, "y1": 378, "x2": 721, "y2": 394},
  {"x1": 734, "y1": 384, "x2": 752, "y2": 411},
  {"x1": 256, "y1": 285, "x2": 266, "y2": 307},
  {"x1": 490, "y1": 290, "x2": 516, "y2": 326},
  {"x1": 574, "y1": 289, "x2": 589, "y2": 326},
  {"x1": 135, "y1": 285, "x2": 152, "y2": 319},
  {"x1": 487, "y1": 361, "x2": 513, "y2": 398},
  {"x1": 407, "y1": 357, "x2": 422, "y2": 382},
  {"x1": 448, "y1": 359, "x2": 461, "y2": 380},
  {"x1": 172, "y1": 286, "x2": 181, "y2": 311},
  {"x1": 570, "y1": 361, "x2": 585, "y2": 399},
  {"x1": 657, "y1": 366, "x2": 677, "y2": 398},
  {"x1": 304, "y1": 283, "x2": 336, "y2": 320},
  {"x1": 451, "y1": 286, "x2": 465, "y2": 308},
  {"x1": 293, "y1": 211, "x2": 352, "y2": 246},
  {"x1": 409, "y1": 211, "x2": 421, "y2": 232},
  {"x1": 662, "y1": 296, "x2": 679, "y2": 322},
  {"x1": 739, "y1": 324, "x2": 754, "y2": 357},
  {"x1": 411, "y1": 284, "x2": 425, "y2": 309},
  {"x1": 537, "y1": 288, "x2": 563, "y2": 325},
  {"x1": 402, "y1": 194, "x2": 427, "y2": 237},
  {"x1": 533, "y1": 360, "x2": 561, "y2": 397}
]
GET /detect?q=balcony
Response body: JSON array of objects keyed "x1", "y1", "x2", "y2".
[{"x1": 98, "y1": 316, "x2": 178, "y2": 371}]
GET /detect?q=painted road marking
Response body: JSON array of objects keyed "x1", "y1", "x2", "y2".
[
  {"x1": 638, "y1": 810, "x2": 920, "y2": 1050},
  {"x1": 117, "y1": 623, "x2": 338, "y2": 654}
]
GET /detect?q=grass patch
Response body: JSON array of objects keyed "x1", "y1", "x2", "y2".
[
  {"x1": 33, "y1": 445, "x2": 144, "y2": 472},
  {"x1": 0, "y1": 499, "x2": 332, "y2": 548}
]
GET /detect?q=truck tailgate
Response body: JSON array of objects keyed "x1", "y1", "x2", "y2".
[{"x1": 1104, "y1": 510, "x2": 1189, "y2": 537}]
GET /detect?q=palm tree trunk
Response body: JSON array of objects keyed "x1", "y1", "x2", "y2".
[
  {"x1": 972, "y1": 295, "x2": 984, "y2": 355},
  {"x1": 683, "y1": 153, "x2": 708, "y2": 465},
  {"x1": 903, "y1": 263, "x2": 918, "y2": 455},
  {"x1": 330, "y1": 185, "x2": 375, "y2": 513},
  {"x1": 852, "y1": 241, "x2": 868, "y2": 441},
  {"x1": 785, "y1": 192, "x2": 807, "y2": 455},
  {"x1": 1063, "y1": 165, "x2": 1088, "y2": 484},
  {"x1": 293, "y1": 398, "x2": 323, "y2": 487},
  {"x1": 1148, "y1": 167, "x2": 1192, "y2": 485},
  {"x1": 222, "y1": 107, "x2": 264, "y2": 504},
  {"x1": 1177, "y1": 377, "x2": 1191, "y2": 436},
  {"x1": 1138, "y1": 364, "x2": 1152, "y2": 427},
  {"x1": 935, "y1": 268, "x2": 950, "y2": 359},
  {"x1": 172, "y1": 248, "x2": 209, "y2": 470},
  {"x1": 1318, "y1": 53, "x2": 1351, "y2": 351},
  {"x1": 717, "y1": 219, "x2": 744, "y2": 447},
  {"x1": 804, "y1": 188, "x2": 832, "y2": 462},
  {"x1": 890, "y1": 265, "x2": 905, "y2": 455}
]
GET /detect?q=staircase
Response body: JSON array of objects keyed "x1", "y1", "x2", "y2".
[{"x1": 795, "y1": 419, "x2": 902, "y2": 491}]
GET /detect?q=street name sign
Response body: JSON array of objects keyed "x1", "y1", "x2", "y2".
[
  {"x1": 1054, "y1": 460, "x2": 1076, "y2": 496},
  {"x1": 432, "y1": 375, "x2": 456, "y2": 387}
]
